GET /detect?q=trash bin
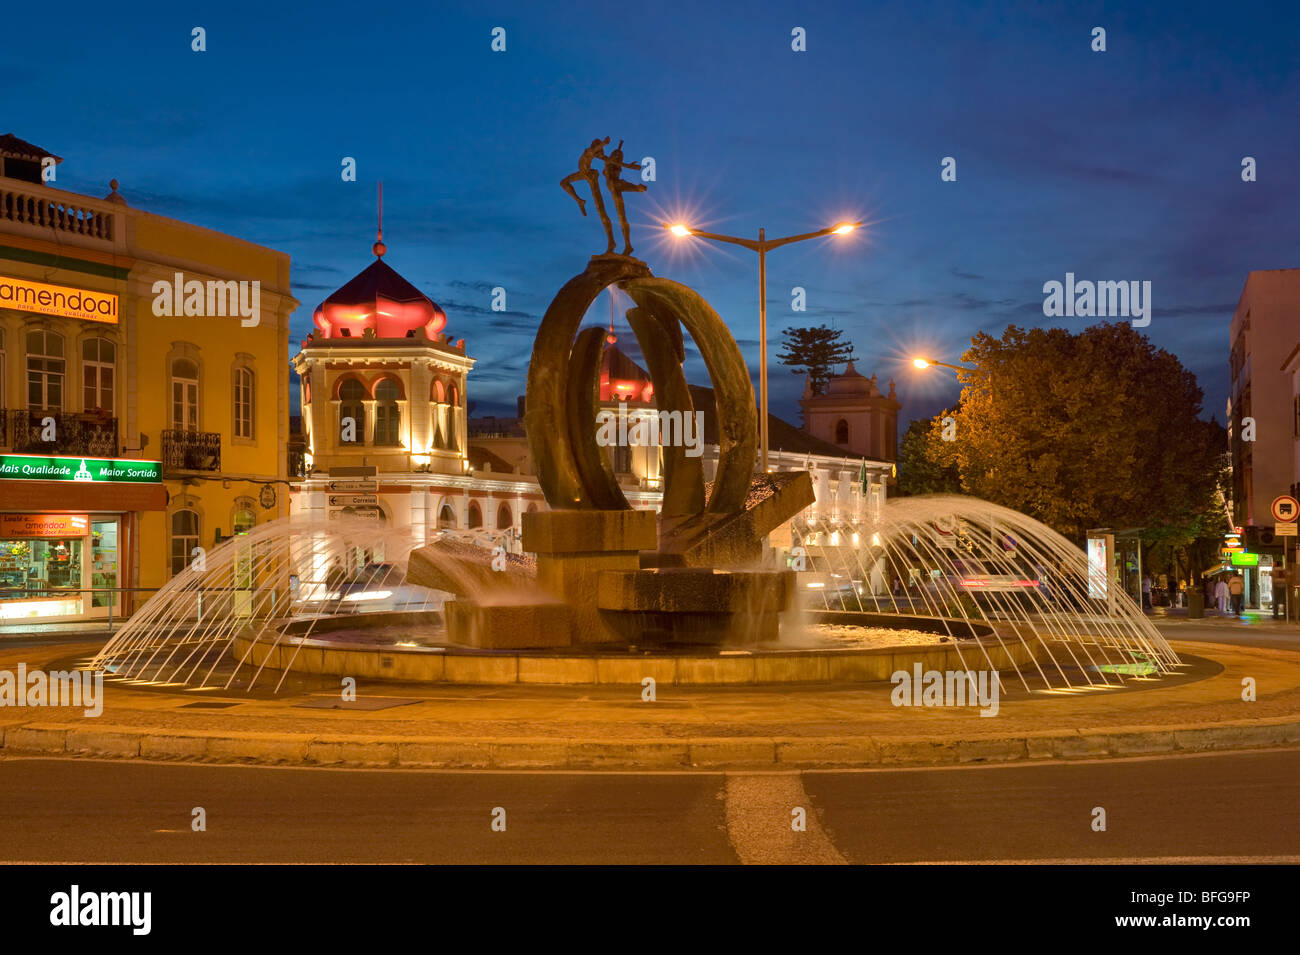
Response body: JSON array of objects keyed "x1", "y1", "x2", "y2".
[{"x1": 1188, "y1": 588, "x2": 1204, "y2": 619}]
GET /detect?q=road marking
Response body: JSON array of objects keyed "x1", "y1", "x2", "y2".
[
  {"x1": 723, "y1": 772, "x2": 846, "y2": 865},
  {"x1": 890, "y1": 856, "x2": 1300, "y2": 865}
]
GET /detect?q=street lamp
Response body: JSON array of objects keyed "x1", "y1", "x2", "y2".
[
  {"x1": 665, "y1": 220, "x2": 863, "y2": 472},
  {"x1": 911, "y1": 357, "x2": 968, "y2": 373}
]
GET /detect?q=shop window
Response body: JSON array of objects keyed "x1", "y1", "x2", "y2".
[
  {"x1": 26, "y1": 329, "x2": 66, "y2": 412},
  {"x1": 170, "y1": 509, "x2": 200, "y2": 576},
  {"x1": 82, "y1": 338, "x2": 116, "y2": 413},
  {"x1": 234, "y1": 366, "x2": 255, "y2": 439},
  {"x1": 468, "y1": 502, "x2": 482, "y2": 529},
  {"x1": 0, "y1": 530, "x2": 82, "y2": 608},
  {"x1": 438, "y1": 503, "x2": 457, "y2": 529},
  {"x1": 835, "y1": 419, "x2": 849, "y2": 444},
  {"x1": 338, "y1": 378, "x2": 365, "y2": 444},
  {"x1": 171, "y1": 359, "x2": 200, "y2": 431},
  {"x1": 496, "y1": 502, "x2": 512, "y2": 530},
  {"x1": 373, "y1": 378, "x2": 401, "y2": 446}
]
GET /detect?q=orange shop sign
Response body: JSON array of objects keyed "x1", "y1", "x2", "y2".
[
  {"x1": 0, "y1": 276, "x2": 118, "y2": 324},
  {"x1": 0, "y1": 514, "x2": 90, "y2": 538}
]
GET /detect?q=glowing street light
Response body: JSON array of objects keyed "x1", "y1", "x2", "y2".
[
  {"x1": 664, "y1": 218, "x2": 864, "y2": 471},
  {"x1": 911, "y1": 356, "x2": 967, "y2": 372}
]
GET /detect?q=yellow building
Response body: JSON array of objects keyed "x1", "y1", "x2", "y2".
[{"x1": 0, "y1": 134, "x2": 296, "y2": 625}]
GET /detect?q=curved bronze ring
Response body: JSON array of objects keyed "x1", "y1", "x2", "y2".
[{"x1": 525, "y1": 262, "x2": 757, "y2": 518}]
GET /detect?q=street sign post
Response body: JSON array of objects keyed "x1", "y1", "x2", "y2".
[
  {"x1": 1277, "y1": 522, "x2": 1298, "y2": 537},
  {"x1": 329, "y1": 495, "x2": 378, "y2": 507},
  {"x1": 1272, "y1": 495, "x2": 1300, "y2": 523},
  {"x1": 328, "y1": 481, "x2": 378, "y2": 493}
]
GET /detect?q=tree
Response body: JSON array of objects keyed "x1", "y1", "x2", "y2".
[
  {"x1": 896, "y1": 416, "x2": 961, "y2": 496},
  {"x1": 925, "y1": 323, "x2": 1225, "y2": 543},
  {"x1": 777, "y1": 325, "x2": 856, "y2": 394}
]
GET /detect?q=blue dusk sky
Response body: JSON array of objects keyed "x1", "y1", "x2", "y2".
[{"x1": 5, "y1": 0, "x2": 1298, "y2": 427}]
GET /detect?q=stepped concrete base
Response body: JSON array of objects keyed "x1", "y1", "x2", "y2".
[
  {"x1": 597, "y1": 567, "x2": 796, "y2": 645},
  {"x1": 444, "y1": 599, "x2": 572, "y2": 650},
  {"x1": 523, "y1": 509, "x2": 658, "y2": 644}
]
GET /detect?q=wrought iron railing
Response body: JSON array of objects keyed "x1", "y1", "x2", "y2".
[
  {"x1": 161, "y1": 429, "x2": 221, "y2": 472},
  {"x1": 8, "y1": 410, "x2": 117, "y2": 455}
]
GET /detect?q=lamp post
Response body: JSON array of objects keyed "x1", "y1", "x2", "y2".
[
  {"x1": 666, "y1": 220, "x2": 862, "y2": 472},
  {"x1": 910, "y1": 357, "x2": 967, "y2": 373}
]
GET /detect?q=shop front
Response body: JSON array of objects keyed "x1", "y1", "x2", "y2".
[{"x1": 0, "y1": 454, "x2": 166, "y2": 624}]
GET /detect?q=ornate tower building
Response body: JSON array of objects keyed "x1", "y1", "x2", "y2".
[{"x1": 798, "y1": 361, "x2": 900, "y2": 461}]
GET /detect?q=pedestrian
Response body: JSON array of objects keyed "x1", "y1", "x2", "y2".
[
  {"x1": 1141, "y1": 574, "x2": 1153, "y2": 612},
  {"x1": 1228, "y1": 572, "x2": 1245, "y2": 615},
  {"x1": 1215, "y1": 576, "x2": 1229, "y2": 614}
]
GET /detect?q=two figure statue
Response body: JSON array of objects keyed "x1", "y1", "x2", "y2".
[{"x1": 561, "y1": 137, "x2": 646, "y2": 256}]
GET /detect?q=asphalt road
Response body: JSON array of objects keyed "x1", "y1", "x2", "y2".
[
  {"x1": 1154, "y1": 619, "x2": 1300, "y2": 653},
  {"x1": 1, "y1": 749, "x2": 1297, "y2": 864}
]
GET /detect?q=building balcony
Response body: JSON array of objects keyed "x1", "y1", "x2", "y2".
[
  {"x1": 6, "y1": 409, "x2": 118, "y2": 456},
  {"x1": 161, "y1": 430, "x2": 221, "y2": 473},
  {"x1": 0, "y1": 182, "x2": 116, "y2": 243}
]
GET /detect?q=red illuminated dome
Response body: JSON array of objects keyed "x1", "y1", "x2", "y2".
[{"x1": 312, "y1": 257, "x2": 447, "y2": 340}]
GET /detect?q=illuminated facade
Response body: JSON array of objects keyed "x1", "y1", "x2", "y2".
[{"x1": 0, "y1": 134, "x2": 296, "y2": 624}]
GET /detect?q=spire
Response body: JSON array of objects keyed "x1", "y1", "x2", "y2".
[{"x1": 372, "y1": 181, "x2": 386, "y2": 258}]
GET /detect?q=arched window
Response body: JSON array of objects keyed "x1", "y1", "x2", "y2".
[
  {"x1": 496, "y1": 502, "x2": 512, "y2": 530},
  {"x1": 467, "y1": 501, "x2": 482, "y2": 529},
  {"x1": 233, "y1": 506, "x2": 256, "y2": 534},
  {"x1": 431, "y1": 380, "x2": 447, "y2": 449},
  {"x1": 171, "y1": 358, "x2": 199, "y2": 431},
  {"x1": 438, "y1": 503, "x2": 457, "y2": 529},
  {"x1": 834, "y1": 419, "x2": 849, "y2": 444},
  {"x1": 338, "y1": 378, "x2": 365, "y2": 444},
  {"x1": 27, "y1": 329, "x2": 66, "y2": 412},
  {"x1": 82, "y1": 337, "x2": 115, "y2": 412},
  {"x1": 446, "y1": 384, "x2": 459, "y2": 450},
  {"x1": 233, "y1": 366, "x2": 254, "y2": 439},
  {"x1": 373, "y1": 378, "x2": 401, "y2": 446},
  {"x1": 170, "y1": 509, "x2": 200, "y2": 575}
]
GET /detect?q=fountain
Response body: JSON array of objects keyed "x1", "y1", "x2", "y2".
[{"x1": 90, "y1": 141, "x2": 1180, "y2": 694}]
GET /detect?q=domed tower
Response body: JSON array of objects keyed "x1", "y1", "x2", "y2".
[
  {"x1": 798, "y1": 361, "x2": 900, "y2": 461},
  {"x1": 291, "y1": 215, "x2": 475, "y2": 483}
]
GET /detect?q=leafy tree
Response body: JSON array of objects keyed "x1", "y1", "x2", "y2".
[
  {"x1": 896, "y1": 416, "x2": 961, "y2": 496},
  {"x1": 925, "y1": 323, "x2": 1225, "y2": 543},
  {"x1": 777, "y1": 324, "x2": 856, "y2": 394}
]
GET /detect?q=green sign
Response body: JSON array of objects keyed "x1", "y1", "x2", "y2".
[
  {"x1": 0, "y1": 455, "x2": 162, "y2": 484},
  {"x1": 1230, "y1": 551, "x2": 1259, "y2": 567}
]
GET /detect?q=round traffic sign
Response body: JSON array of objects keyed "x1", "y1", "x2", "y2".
[{"x1": 1273, "y1": 495, "x2": 1300, "y2": 523}]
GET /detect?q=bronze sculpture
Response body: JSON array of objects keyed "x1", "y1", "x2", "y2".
[
  {"x1": 561, "y1": 137, "x2": 645, "y2": 257},
  {"x1": 602, "y1": 141, "x2": 646, "y2": 256},
  {"x1": 560, "y1": 138, "x2": 615, "y2": 252}
]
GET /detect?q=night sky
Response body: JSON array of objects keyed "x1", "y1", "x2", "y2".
[{"x1": 7, "y1": 0, "x2": 1298, "y2": 428}]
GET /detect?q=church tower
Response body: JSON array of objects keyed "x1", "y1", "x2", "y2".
[{"x1": 798, "y1": 361, "x2": 900, "y2": 461}]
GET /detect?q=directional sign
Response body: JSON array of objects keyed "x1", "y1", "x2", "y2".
[
  {"x1": 329, "y1": 481, "x2": 377, "y2": 493},
  {"x1": 329, "y1": 495, "x2": 378, "y2": 507},
  {"x1": 1273, "y1": 495, "x2": 1300, "y2": 523}
]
